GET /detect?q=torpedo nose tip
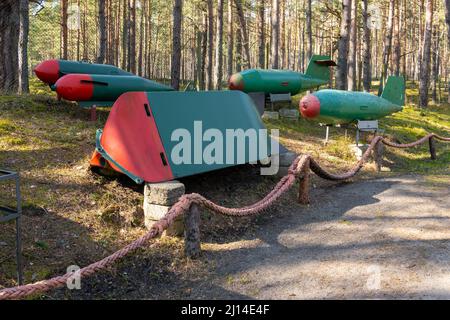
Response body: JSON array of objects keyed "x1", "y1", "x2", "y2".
[
  {"x1": 228, "y1": 73, "x2": 244, "y2": 91},
  {"x1": 55, "y1": 74, "x2": 94, "y2": 101},
  {"x1": 299, "y1": 94, "x2": 321, "y2": 118},
  {"x1": 34, "y1": 59, "x2": 60, "y2": 84}
]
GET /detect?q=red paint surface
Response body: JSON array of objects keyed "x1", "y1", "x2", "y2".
[
  {"x1": 55, "y1": 74, "x2": 94, "y2": 101},
  {"x1": 34, "y1": 59, "x2": 60, "y2": 84},
  {"x1": 299, "y1": 94, "x2": 321, "y2": 118},
  {"x1": 96, "y1": 92, "x2": 174, "y2": 183},
  {"x1": 228, "y1": 73, "x2": 245, "y2": 91}
]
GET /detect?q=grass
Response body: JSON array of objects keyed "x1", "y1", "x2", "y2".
[{"x1": 0, "y1": 78, "x2": 449, "y2": 294}]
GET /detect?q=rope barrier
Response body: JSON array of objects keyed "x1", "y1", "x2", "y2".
[{"x1": 0, "y1": 133, "x2": 448, "y2": 300}]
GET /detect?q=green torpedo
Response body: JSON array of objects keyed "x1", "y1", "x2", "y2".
[
  {"x1": 228, "y1": 55, "x2": 336, "y2": 96},
  {"x1": 300, "y1": 76, "x2": 405, "y2": 125}
]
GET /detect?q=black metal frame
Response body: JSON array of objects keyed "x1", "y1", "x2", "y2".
[{"x1": 0, "y1": 170, "x2": 23, "y2": 285}]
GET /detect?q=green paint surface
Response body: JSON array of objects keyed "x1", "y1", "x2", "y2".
[
  {"x1": 312, "y1": 90, "x2": 403, "y2": 125},
  {"x1": 90, "y1": 75, "x2": 174, "y2": 101},
  {"x1": 147, "y1": 91, "x2": 271, "y2": 178},
  {"x1": 58, "y1": 60, "x2": 133, "y2": 76}
]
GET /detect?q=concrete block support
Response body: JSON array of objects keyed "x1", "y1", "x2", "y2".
[{"x1": 144, "y1": 180, "x2": 185, "y2": 237}]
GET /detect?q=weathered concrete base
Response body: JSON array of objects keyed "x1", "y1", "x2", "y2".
[
  {"x1": 279, "y1": 108, "x2": 299, "y2": 121},
  {"x1": 144, "y1": 180, "x2": 185, "y2": 237},
  {"x1": 349, "y1": 144, "x2": 369, "y2": 161},
  {"x1": 262, "y1": 111, "x2": 279, "y2": 120}
]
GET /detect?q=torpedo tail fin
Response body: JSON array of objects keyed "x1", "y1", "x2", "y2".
[
  {"x1": 305, "y1": 55, "x2": 336, "y2": 82},
  {"x1": 381, "y1": 76, "x2": 405, "y2": 106}
]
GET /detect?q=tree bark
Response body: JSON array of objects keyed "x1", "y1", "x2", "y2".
[
  {"x1": 97, "y1": 0, "x2": 107, "y2": 64},
  {"x1": 0, "y1": 0, "x2": 20, "y2": 93},
  {"x1": 128, "y1": 0, "x2": 136, "y2": 74},
  {"x1": 347, "y1": 0, "x2": 357, "y2": 91},
  {"x1": 419, "y1": 0, "x2": 434, "y2": 108},
  {"x1": 171, "y1": 0, "x2": 183, "y2": 90},
  {"x1": 121, "y1": 0, "x2": 129, "y2": 70},
  {"x1": 234, "y1": 0, "x2": 251, "y2": 69},
  {"x1": 393, "y1": 0, "x2": 401, "y2": 76},
  {"x1": 61, "y1": 0, "x2": 68, "y2": 60},
  {"x1": 270, "y1": 0, "x2": 280, "y2": 69},
  {"x1": 206, "y1": 0, "x2": 214, "y2": 90},
  {"x1": 362, "y1": 0, "x2": 371, "y2": 92},
  {"x1": 227, "y1": 0, "x2": 234, "y2": 77},
  {"x1": 213, "y1": 0, "x2": 224, "y2": 90},
  {"x1": 257, "y1": 0, "x2": 265, "y2": 68},
  {"x1": 444, "y1": 0, "x2": 450, "y2": 103},
  {"x1": 19, "y1": 0, "x2": 29, "y2": 93},
  {"x1": 378, "y1": 0, "x2": 395, "y2": 95},
  {"x1": 336, "y1": 0, "x2": 352, "y2": 90},
  {"x1": 306, "y1": 0, "x2": 312, "y2": 61}
]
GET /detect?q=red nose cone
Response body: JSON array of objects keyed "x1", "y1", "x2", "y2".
[
  {"x1": 228, "y1": 73, "x2": 245, "y2": 91},
  {"x1": 55, "y1": 74, "x2": 94, "y2": 101},
  {"x1": 34, "y1": 59, "x2": 60, "y2": 84},
  {"x1": 299, "y1": 94, "x2": 321, "y2": 118}
]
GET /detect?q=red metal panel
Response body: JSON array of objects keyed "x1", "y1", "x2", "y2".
[{"x1": 98, "y1": 92, "x2": 174, "y2": 183}]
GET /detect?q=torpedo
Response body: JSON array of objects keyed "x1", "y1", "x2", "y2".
[
  {"x1": 54, "y1": 74, "x2": 174, "y2": 108},
  {"x1": 299, "y1": 76, "x2": 405, "y2": 125},
  {"x1": 228, "y1": 55, "x2": 336, "y2": 96},
  {"x1": 33, "y1": 59, "x2": 133, "y2": 85}
]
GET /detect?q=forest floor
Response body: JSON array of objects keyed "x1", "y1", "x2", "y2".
[{"x1": 0, "y1": 79, "x2": 449, "y2": 299}]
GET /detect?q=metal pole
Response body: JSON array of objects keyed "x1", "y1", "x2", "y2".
[{"x1": 15, "y1": 174, "x2": 23, "y2": 285}]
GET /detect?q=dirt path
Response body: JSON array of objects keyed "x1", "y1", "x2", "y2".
[
  {"x1": 52, "y1": 174, "x2": 449, "y2": 300},
  {"x1": 189, "y1": 175, "x2": 450, "y2": 299}
]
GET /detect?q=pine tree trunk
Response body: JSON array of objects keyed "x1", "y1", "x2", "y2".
[
  {"x1": 306, "y1": 0, "x2": 312, "y2": 61},
  {"x1": 122, "y1": 0, "x2": 128, "y2": 70},
  {"x1": 227, "y1": 0, "x2": 234, "y2": 77},
  {"x1": 362, "y1": 0, "x2": 371, "y2": 92},
  {"x1": 378, "y1": 0, "x2": 395, "y2": 95},
  {"x1": 419, "y1": 0, "x2": 434, "y2": 108},
  {"x1": 393, "y1": 0, "x2": 401, "y2": 76},
  {"x1": 234, "y1": 0, "x2": 251, "y2": 69},
  {"x1": 270, "y1": 0, "x2": 280, "y2": 69},
  {"x1": 257, "y1": 0, "x2": 265, "y2": 68},
  {"x1": 138, "y1": 0, "x2": 145, "y2": 76},
  {"x1": 444, "y1": 0, "x2": 450, "y2": 103},
  {"x1": 347, "y1": 0, "x2": 357, "y2": 91},
  {"x1": 61, "y1": 0, "x2": 68, "y2": 60},
  {"x1": 213, "y1": 0, "x2": 224, "y2": 89},
  {"x1": 129, "y1": 0, "x2": 136, "y2": 74},
  {"x1": 97, "y1": 0, "x2": 107, "y2": 63},
  {"x1": 19, "y1": 0, "x2": 29, "y2": 93},
  {"x1": 206, "y1": 0, "x2": 214, "y2": 90},
  {"x1": 431, "y1": 28, "x2": 439, "y2": 103},
  {"x1": 171, "y1": 0, "x2": 183, "y2": 90},
  {"x1": 336, "y1": 0, "x2": 352, "y2": 90},
  {"x1": 0, "y1": 0, "x2": 20, "y2": 93}
]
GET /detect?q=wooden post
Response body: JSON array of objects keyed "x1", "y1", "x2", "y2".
[
  {"x1": 373, "y1": 141, "x2": 385, "y2": 172},
  {"x1": 298, "y1": 158, "x2": 310, "y2": 205},
  {"x1": 429, "y1": 136, "x2": 436, "y2": 160},
  {"x1": 184, "y1": 203, "x2": 201, "y2": 258}
]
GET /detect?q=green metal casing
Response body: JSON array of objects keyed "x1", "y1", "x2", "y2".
[
  {"x1": 89, "y1": 75, "x2": 174, "y2": 100},
  {"x1": 147, "y1": 91, "x2": 271, "y2": 178},
  {"x1": 58, "y1": 60, "x2": 133, "y2": 76},
  {"x1": 236, "y1": 69, "x2": 327, "y2": 95},
  {"x1": 311, "y1": 90, "x2": 403, "y2": 125}
]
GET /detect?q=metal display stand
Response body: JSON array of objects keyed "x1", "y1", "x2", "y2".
[{"x1": 0, "y1": 170, "x2": 23, "y2": 285}]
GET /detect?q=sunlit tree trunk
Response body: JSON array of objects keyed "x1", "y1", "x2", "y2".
[
  {"x1": 171, "y1": 0, "x2": 183, "y2": 90},
  {"x1": 419, "y1": 0, "x2": 434, "y2": 108},
  {"x1": 336, "y1": 0, "x2": 352, "y2": 90},
  {"x1": 213, "y1": 0, "x2": 224, "y2": 89}
]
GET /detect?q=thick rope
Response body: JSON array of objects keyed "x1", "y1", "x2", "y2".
[{"x1": 0, "y1": 133, "x2": 448, "y2": 300}]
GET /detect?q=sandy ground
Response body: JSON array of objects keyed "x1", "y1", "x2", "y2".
[
  {"x1": 51, "y1": 174, "x2": 449, "y2": 300},
  {"x1": 190, "y1": 175, "x2": 450, "y2": 299}
]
